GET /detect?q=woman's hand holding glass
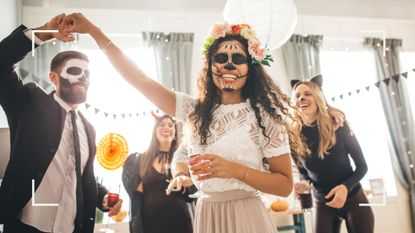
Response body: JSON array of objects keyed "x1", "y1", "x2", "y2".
[{"x1": 189, "y1": 153, "x2": 243, "y2": 180}]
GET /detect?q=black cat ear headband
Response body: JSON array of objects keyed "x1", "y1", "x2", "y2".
[{"x1": 290, "y1": 74, "x2": 323, "y2": 89}]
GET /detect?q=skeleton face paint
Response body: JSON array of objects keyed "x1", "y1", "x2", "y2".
[
  {"x1": 211, "y1": 40, "x2": 249, "y2": 92},
  {"x1": 60, "y1": 59, "x2": 90, "y2": 84},
  {"x1": 58, "y1": 58, "x2": 90, "y2": 104}
]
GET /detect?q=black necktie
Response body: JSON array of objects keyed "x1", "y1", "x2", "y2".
[{"x1": 70, "y1": 110, "x2": 84, "y2": 230}]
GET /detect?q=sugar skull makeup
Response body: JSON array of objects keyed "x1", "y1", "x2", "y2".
[
  {"x1": 59, "y1": 59, "x2": 90, "y2": 84},
  {"x1": 58, "y1": 58, "x2": 90, "y2": 104},
  {"x1": 212, "y1": 41, "x2": 249, "y2": 92}
]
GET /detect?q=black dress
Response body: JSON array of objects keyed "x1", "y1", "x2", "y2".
[{"x1": 141, "y1": 166, "x2": 192, "y2": 233}]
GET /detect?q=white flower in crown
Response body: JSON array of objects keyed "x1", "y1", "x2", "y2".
[
  {"x1": 240, "y1": 26, "x2": 256, "y2": 40},
  {"x1": 202, "y1": 21, "x2": 273, "y2": 66}
]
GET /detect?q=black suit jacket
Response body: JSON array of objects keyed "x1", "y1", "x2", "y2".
[{"x1": 0, "y1": 25, "x2": 107, "y2": 233}]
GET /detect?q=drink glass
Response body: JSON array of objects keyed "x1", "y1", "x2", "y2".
[
  {"x1": 187, "y1": 144, "x2": 206, "y2": 198},
  {"x1": 107, "y1": 192, "x2": 120, "y2": 208},
  {"x1": 100, "y1": 186, "x2": 120, "y2": 233},
  {"x1": 296, "y1": 181, "x2": 313, "y2": 211},
  {"x1": 299, "y1": 191, "x2": 313, "y2": 210}
]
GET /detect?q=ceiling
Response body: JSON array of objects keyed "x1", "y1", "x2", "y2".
[{"x1": 22, "y1": 0, "x2": 415, "y2": 19}]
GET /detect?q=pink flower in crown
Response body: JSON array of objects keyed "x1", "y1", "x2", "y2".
[
  {"x1": 248, "y1": 38, "x2": 266, "y2": 61},
  {"x1": 209, "y1": 22, "x2": 229, "y2": 39}
]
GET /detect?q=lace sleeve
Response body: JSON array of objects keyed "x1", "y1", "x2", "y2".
[
  {"x1": 172, "y1": 142, "x2": 188, "y2": 165},
  {"x1": 261, "y1": 113, "x2": 291, "y2": 158},
  {"x1": 175, "y1": 92, "x2": 197, "y2": 123}
]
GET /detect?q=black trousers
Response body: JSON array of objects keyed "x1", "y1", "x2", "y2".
[
  {"x1": 314, "y1": 188, "x2": 375, "y2": 233},
  {"x1": 3, "y1": 219, "x2": 49, "y2": 233}
]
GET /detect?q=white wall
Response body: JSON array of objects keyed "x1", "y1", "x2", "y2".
[
  {"x1": 0, "y1": 0, "x2": 19, "y2": 38},
  {"x1": 0, "y1": 0, "x2": 20, "y2": 128},
  {"x1": 21, "y1": 5, "x2": 414, "y2": 233}
]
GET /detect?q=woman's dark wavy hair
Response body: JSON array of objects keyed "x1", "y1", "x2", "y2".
[{"x1": 190, "y1": 35, "x2": 306, "y2": 156}]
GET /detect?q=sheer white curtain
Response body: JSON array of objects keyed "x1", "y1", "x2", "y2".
[{"x1": 320, "y1": 51, "x2": 397, "y2": 196}]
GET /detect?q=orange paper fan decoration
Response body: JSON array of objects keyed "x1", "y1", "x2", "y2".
[{"x1": 96, "y1": 133, "x2": 128, "y2": 170}]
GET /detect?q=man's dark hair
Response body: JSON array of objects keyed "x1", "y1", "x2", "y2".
[{"x1": 50, "y1": 50, "x2": 89, "y2": 73}]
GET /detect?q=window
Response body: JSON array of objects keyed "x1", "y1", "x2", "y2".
[
  {"x1": 400, "y1": 52, "x2": 415, "y2": 119},
  {"x1": 320, "y1": 50, "x2": 398, "y2": 196},
  {"x1": 79, "y1": 48, "x2": 158, "y2": 221}
]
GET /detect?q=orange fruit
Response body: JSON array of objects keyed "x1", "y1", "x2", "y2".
[
  {"x1": 271, "y1": 199, "x2": 289, "y2": 212},
  {"x1": 111, "y1": 209, "x2": 128, "y2": 222}
]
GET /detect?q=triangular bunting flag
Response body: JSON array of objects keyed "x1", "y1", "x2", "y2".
[
  {"x1": 374, "y1": 81, "x2": 381, "y2": 88},
  {"x1": 340, "y1": 94, "x2": 344, "y2": 99},
  {"x1": 19, "y1": 69, "x2": 30, "y2": 79},
  {"x1": 41, "y1": 80, "x2": 49, "y2": 88},
  {"x1": 85, "y1": 103, "x2": 91, "y2": 109},
  {"x1": 136, "y1": 113, "x2": 140, "y2": 117},
  {"x1": 94, "y1": 108, "x2": 100, "y2": 114},
  {"x1": 113, "y1": 114, "x2": 117, "y2": 119},
  {"x1": 402, "y1": 72, "x2": 408, "y2": 79},
  {"x1": 32, "y1": 76, "x2": 40, "y2": 83},
  {"x1": 331, "y1": 97, "x2": 335, "y2": 102},
  {"x1": 348, "y1": 92, "x2": 352, "y2": 97},
  {"x1": 356, "y1": 89, "x2": 361, "y2": 94},
  {"x1": 365, "y1": 86, "x2": 370, "y2": 91},
  {"x1": 121, "y1": 114, "x2": 125, "y2": 118},
  {"x1": 412, "y1": 68, "x2": 415, "y2": 72},
  {"x1": 129, "y1": 113, "x2": 132, "y2": 117},
  {"x1": 142, "y1": 112, "x2": 146, "y2": 116},
  {"x1": 104, "y1": 112, "x2": 109, "y2": 118},
  {"x1": 392, "y1": 74, "x2": 400, "y2": 83},
  {"x1": 382, "y1": 78, "x2": 391, "y2": 86}
]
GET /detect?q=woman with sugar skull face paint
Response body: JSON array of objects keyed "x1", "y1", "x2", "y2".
[{"x1": 65, "y1": 14, "x2": 307, "y2": 233}]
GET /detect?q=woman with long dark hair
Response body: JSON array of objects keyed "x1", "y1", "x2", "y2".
[
  {"x1": 122, "y1": 115, "x2": 192, "y2": 233},
  {"x1": 65, "y1": 14, "x2": 307, "y2": 233}
]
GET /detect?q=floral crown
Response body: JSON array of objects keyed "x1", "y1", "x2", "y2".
[{"x1": 202, "y1": 21, "x2": 273, "y2": 66}]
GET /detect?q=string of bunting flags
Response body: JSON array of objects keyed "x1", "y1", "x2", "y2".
[
  {"x1": 330, "y1": 68, "x2": 414, "y2": 102},
  {"x1": 83, "y1": 103, "x2": 161, "y2": 120}
]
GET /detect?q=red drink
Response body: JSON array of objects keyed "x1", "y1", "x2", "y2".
[{"x1": 107, "y1": 192, "x2": 119, "y2": 207}]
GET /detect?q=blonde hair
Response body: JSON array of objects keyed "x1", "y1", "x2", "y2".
[{"x1": 291, "y1": 81, "x2": 339, "y2": 159}]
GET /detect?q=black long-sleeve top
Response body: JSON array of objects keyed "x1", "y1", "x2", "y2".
[{"x1": 294, "y1": 122, "x2": 368, "y2": 203}]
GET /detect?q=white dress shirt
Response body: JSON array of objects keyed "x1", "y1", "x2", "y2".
[{"x1": 20, "y1": 90, "x2": 89, "y2": 232}]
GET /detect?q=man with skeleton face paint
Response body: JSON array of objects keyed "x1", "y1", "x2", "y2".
[
  {"x1": 0, "y1": 15, "x2": 121, "y2": 233},
  {"x1": 55, "y1": 58, "x2": 90, "y2": 105}
]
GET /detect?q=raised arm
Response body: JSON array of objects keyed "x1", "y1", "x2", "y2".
[
  {"x1": 0, "y1": 14, "x2": 73, "y2": 114},
  {"x1": 63, "y1": 13, "x2": 176, "y2": 116}
]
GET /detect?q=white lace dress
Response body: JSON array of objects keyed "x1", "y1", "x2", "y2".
[{"x1": 175, "y1": 92, "x2": 290, "y2": 233}]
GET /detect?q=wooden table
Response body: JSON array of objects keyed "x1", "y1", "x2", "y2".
[{"x1": 269, "y1": 209, "x2": 306, "y2": 233}]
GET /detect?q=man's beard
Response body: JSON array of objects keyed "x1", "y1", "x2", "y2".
[{"x1": 59, "y1": 76, "x2": 88, "y2": 104}]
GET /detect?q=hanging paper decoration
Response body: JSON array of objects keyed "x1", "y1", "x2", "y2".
[
  {"x1": 96, "y1": 133, "x2": 128, "y2": 170},
  {"x1": 223, "y1": 0, "x2": 297, "y2": 50}
]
